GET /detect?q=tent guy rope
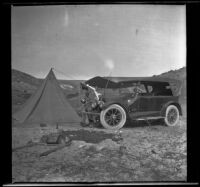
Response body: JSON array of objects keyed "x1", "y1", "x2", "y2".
[{"x1": 52, "y1": 67, "x2": 79, "y2": 80}]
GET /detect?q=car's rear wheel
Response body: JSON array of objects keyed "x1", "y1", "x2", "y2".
[
  {"x1": 164, "y1": 105, "x2": 180, "y2": 126},
  {"x1": 100, "y1": 104, "x2": 127, "y2": 130}
]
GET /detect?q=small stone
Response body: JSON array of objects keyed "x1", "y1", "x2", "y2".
[
  {"x1": 134, "y1": 170, "x2": 144, "y2": 176},
  {"x1": 110, "y1": 161, "x2": 118, "y2": 167},
  {"x1": 64, "y1": 136, "x2": 70, "y2": 142},
  {"x1": 151, "y1": 149, "x2": 157, "y2": 154},
  {"x1": 141, "y1": 159, "x2": 152, "y2": 166},
  {"x1": 72, "y1": 140, "x2": 94, "y2": 149},
  {"x1": 157, "y1": 165, "x2": 165, "y2": 170},
  {"x1": 95, "y1": 139, "x2": 120, "y2": 151},
  {"x1": 95, "y1": 144, "x2": 105, "y2": 151},
  {"x1": 119, "y1": 173, "x2": 129, "y2": 180}
]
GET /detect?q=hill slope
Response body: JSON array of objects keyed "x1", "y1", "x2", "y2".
[
  {"x1": 155, "y1": 67, "x2": 186, "y2": 102},
  {"x1": 12, "y1": 69, "x2": 41, "y2": 109},
  {"x1": 12, "y1": 69, "x2": 41, "y2": 87},
  {"x1": 155, "y1": 67, "x2": 186, "y2": 80}
]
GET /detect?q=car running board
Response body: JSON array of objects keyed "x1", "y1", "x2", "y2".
[
  {"x1": 81, "y1": 111, "x2": 100, "y2": 115},
  {"x1": 136, "y1": 116, "x2": 164, "y2": 121}
]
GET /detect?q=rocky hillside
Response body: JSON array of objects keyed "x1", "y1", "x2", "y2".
[
  {"x1": 12, "y1": 69, "x2": 82, "y2": 93},
  {"x1": 154, "y1": 67, "x2": 186, "y2": 80},
  {"x1": 12, "y1": 69, "x2": 40, "y2": 107},
  {"x1": 155, "y1": 67, "x2": 186, "y2": 102},
  {"x1": 12, "y1": 69, "x2": 41, "y2": 87}
]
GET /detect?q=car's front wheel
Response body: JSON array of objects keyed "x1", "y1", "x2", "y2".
[
  {"x1": 164, "y1": 105, "x2": 180, "y2": 126},
  {"x1": 100, "y1": 104, "x2": 127, "y2": 130}
]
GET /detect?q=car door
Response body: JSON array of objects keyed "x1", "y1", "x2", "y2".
[
  {"x1": 129, "y1": 84, "x2": 157, "y2": 118},
  {"x1": 136, "y1": 84, "x2": 160, "y2": 117},
  {"x1": 149, "y1": 83, "x2": 174, "y2": 112},
  {"x1": 137, "y1": 95, "x2": 159, "y2": 117}
]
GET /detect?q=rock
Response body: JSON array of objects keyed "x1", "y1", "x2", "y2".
[
  {"x1": 163, "y1": 158, "x2": 176, "y2": 166},
  {"x1": 121, "y1": 155, "x2": 127, "y2": 160},
  {"x1": 95, "y1": 139, "x2": 120, "y2": 151},
  {"x1": 141, "y1": 142, "x2": 152, "y2": 149},
  {"x1": 110, "y1": 161, "x2": 118, "y2": 167},
  {"x1": 134, "y1": 170, "x2": 144, "y2": 176},
  {"x1": 91, "y1": 153, "x2": 104, "y2": 161},
  {"x1": 180, "y1": 165, "x2": 187, "y2": 172},
  {"x1": 71, "y1": 140, "x2": 94, "y2": 149},
  {"x1": 151, "y1": 149, "x2": 157, "y2": 154},
  {"x1": 95, "y1": 144, "x2": 105, "y2": 151},
  {"x1": 64, "y1": 136, "x2": 70, "y2": 143},
  {"x1": 124, "y1": 159, "x2": 140, "y2": 170},
  {"x1": 36, "y1": 175, "x2": 66, "y2": 182},
  {"x1": 157, "y1": 165, "x2": 165, "y2": 170},
  {"x1": 141, "y1": 159, "x2": 152, "y2": 166},
  {"x1": 112, "y1": 135, "x2": 123, "y2": 142}
]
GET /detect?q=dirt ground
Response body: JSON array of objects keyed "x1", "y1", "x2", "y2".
[{"x1": 12, "y1": 115, "x2": 187, "y2": 183}]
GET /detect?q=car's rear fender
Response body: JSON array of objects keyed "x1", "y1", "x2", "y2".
[{"x1": 160, "y1": 101, "x2": 182, "y2": 116}]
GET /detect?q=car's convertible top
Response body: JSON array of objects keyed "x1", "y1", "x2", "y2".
[
  {"x1": 105, "y1": 76, "x2": 181, "y2": 84},
  {"x1": 84, "y1": 76, "x2": 182, "y2": 96},
  {"x1": 85, "y1": 76, "x2": 181, "y2": 87},
  {"x1": 85, "y1": 76, "x2": 119, "y2": 89}
]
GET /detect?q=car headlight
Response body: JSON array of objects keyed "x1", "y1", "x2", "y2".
[
  {"x1": 127, "y1": 99, "x2": 131, "y2": 103},
  {"x1": 81, "y1": 98, "x2": 86, "y2": 104},
  {"x1": 91, "y1": 101, "x2": 97, "y2": 108},
  {"x1": 99, "y1": 101, "x2": 104, "y2": 108}
]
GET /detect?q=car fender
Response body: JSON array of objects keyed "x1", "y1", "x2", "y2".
[
  {"x1": 160, "y1": 101, "x2": 182, "y2": 116},
  {"x1": 101, "y1": 101, "x2": 129, "y2": 114}
]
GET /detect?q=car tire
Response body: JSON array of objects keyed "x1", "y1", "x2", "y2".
[
  {"x1": 164, "y1": 105, "x2": 180, "y2": 126},
  {"x1": 100, "y1": 104, "x2": 127, "y2": 130}
]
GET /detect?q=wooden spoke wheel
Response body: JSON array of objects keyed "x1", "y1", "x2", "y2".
[
  {"x1": 100, "y1": 104, "x2": 127, "y2": 130},
  {"x1": 164, "y1": 105, "x2": 180, "y2": 126}
]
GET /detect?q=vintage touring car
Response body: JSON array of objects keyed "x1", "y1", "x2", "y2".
[{"x1": 80, "y1": 76, "x2": 182, "y2": 130}]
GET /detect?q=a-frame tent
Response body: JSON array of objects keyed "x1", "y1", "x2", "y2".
[{"x1": 13, "y1": 68, "x2": 81, "y2": 125}]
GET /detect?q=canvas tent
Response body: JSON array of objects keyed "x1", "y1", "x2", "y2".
[{"x1": 13, "y1": 68, "x2": 81, "y2": 125}]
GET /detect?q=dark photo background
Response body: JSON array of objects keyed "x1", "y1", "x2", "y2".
[{"x1": 1, "y1": 1, "x2": 200, "y2": 185}]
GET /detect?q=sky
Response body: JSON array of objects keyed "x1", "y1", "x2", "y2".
[{"x1": 12, "y1": 5, "x2": 186, "y2": 80}]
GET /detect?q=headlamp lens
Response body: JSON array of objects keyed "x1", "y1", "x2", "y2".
[
  {"x1": 99, "y1": 101, "x2": 104, "y2": 108},
  {"x1": 81, "y1": 98, "x2": 86, "y2": 104},
  {"x1": 91, "y1": 102, "x2": 97, "y2": 108}
]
